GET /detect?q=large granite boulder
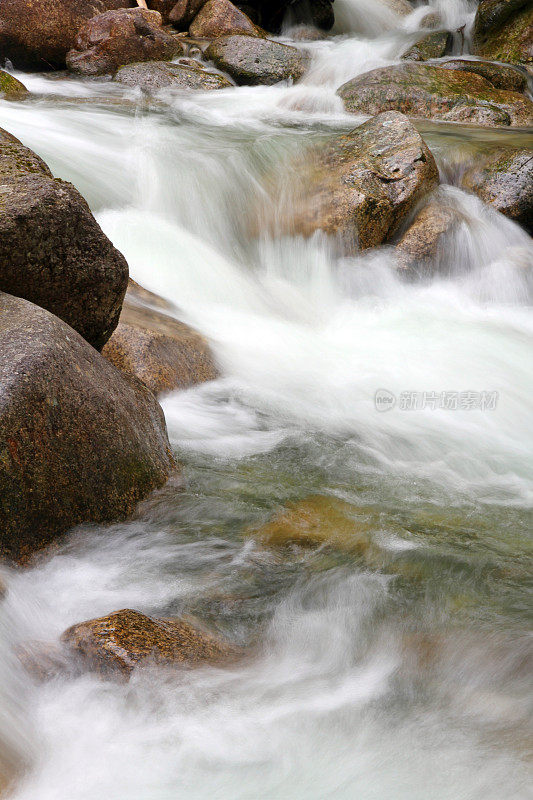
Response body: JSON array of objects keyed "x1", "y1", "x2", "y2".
[
  {"x1": 472, "y1": 0, "x2": 533, "y2": 64},
  {"x1": 437, "y1": 59, "x2": 528, "y2": 93},
  {"x1": 0, "y1": 0, "x2": 131, "y2": 71},
  {"x1": 0, "y1": 71, "x2": 28, "y2": 100},
  {"x1": 114, "y1": 59, "x2": 232, "y2": 91},
  {"x1": 268, "y1": 112, "x2": 439, "y2": 253},
  {"x1": 62, "y1": 609, "x2": 234, "y2": 677},
  {"x1": 402, "y1": 31, "x2": 453, "y2": 61},
  {"x1": 66, "y1": 7, "x2": 183, "y2": 76},
  {"x1": 337, "y1": 63, "x2": 533, "y2": 127},
  {"x1": 189, "y1": 0, "x2": 261, "y2": 38},
  {"x1": 0, "y1": 293, "x2": 176, "y2": 563},
  {"x1": 460, "y1": 148, "x2": 533, "y2": 234},
  {"x1": 395, "y1": 196, "x2": 462, "y2": 276},
  {"x1": 0, "y1": 128, "x2": 128, "y2": 350},
  {"x1": 102, "y1": 282, "x2": 219, "y2": 395},
  {"x1": 168, "y1": 0, "x2": 207, "y2": 28},
  {"x1": 206, "y1": 35, "x2": 306, "y2": 85}
]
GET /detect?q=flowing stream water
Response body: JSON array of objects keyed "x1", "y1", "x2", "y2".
[{"x1": 1, "y1": 0, "x2": 532, "y2": 797}]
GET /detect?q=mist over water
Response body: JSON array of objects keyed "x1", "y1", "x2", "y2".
[{"x1": 1, "y1": 0, "x2": 532, "y2": 797}]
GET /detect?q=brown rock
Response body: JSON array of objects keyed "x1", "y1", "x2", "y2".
[
  {"x1": 66, "y1": 7, "x2": 183, "y2": 76},
  {"x1": 395, "y1": 197, "x2": 462, "y2": 276},
  {"x1": 147, "y1": 0, "x2": 177, "y2": 22},
  {"x1": 268, "y1": 111, "x2": 438, "y2": 253},
  {"x1": 102, "y1": 283, "x2": 219, "y2": 395},
  {"x1": 62, "y1": 608, "x2": 234, "y2": 676},
  {"x1": 438, "y1": 59, "x2": 528, "y2": 93},
  {"x1": 0, "y1": 128, "x2": 128, "y2": 350},
  {"x1": 169, "y1": 0, "x2": 207, "y2": 28},
  {"x1": 0, "y1": 292, "x2": 176, "y2": 563},
  {"x1": 0, "y1": 0, "x2": 131, "y2": 71},
  {"x1": 189, "y1": 0, "x2": 261, "y2": 38},
  {"x1": 16, "y1": 641, "x2": 72, "y2": 683},
  {"x1": 337, "y1": 62, "x2": 533, "y2": 127}
]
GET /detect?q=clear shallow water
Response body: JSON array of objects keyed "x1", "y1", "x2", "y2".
[{"x1": 1, "y1": 0, "x2": 532, "y2": 797}]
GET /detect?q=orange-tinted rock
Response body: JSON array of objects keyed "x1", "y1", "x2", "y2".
[
  {"x1": 396, "y1": 197, "x2": 461, "y2": 276},
  {"x1": 66, "y1": 8, "x2": 183, "y2": 76},
  {"x1": 62, "y1": 608, "x2": 235, "y2": 676},
  {"x1": 147, "y1": 0, "x2": 177, "y2": 21},
  {"x1": 189, "y1": 0, "x2": 261, "y2": 38},
  {"x1": 169, "y1": 0, "x2": 207, "y2": 28}
]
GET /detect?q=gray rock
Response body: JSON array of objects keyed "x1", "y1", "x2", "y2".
[
  {"x1": 114, "y1": 60, "x2": 232, "y2": 91},
  {"x1": 206, "y1": 34, "x2": 306, "y2": 85},
  {"x1": 402, "y1": 31, "x2": 452, "y2": 61}
]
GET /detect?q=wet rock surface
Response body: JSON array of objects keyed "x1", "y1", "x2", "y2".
[
  {"x1": 0, "y1": 71, "x2": 28, "y2": 100},
  {"x1": 437, "y1": 59, "x2": 528, "y2": 93},
  {"x1": 337, "y1": 63, "x2": 533, "y2": 127},
  {"x1": 66, "y1": 8, "x2": 183, "y2": 76},
  {"x1": 62, "y1": 608, "x2": 235, "y2": 676},
  {"x1": 0, "y1": 292, "x2": 176, "y2": 563},
  {"x1": 114, "y1": 59, "x2": 232, "y2": 91},
  {"x1": 0, "y1": 128, "x2": 128, "y2": 350},
  {"x1": 472, "y1": 0, "x2": 533, "y2": 64},
  {"x1": 402, "y1": 31, "x2": 452, "y2": 61},
  {"x1": 270, "y1": 112, "x2": 439, "y2": 252},
  {"x1": 0, "y1": 0, "x2": 131, "y2": 71},
  {"x1": 395, "y1": 196, "x2": 462, "y2": 276},
  {"x1": 206, "y1": 35, "x2": 306, "y2": 85},
  {"x1": 189, "y1": 0, "x2": 261, "y2": 38},
  {"x1": 102, "y1": 283, "x2": 219, "y2": 395},
  {"x1": 460, "y1": 148, "x2": 533, "y2": 234}
]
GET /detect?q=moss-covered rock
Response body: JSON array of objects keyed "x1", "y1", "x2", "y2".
[
  {"x1": 189, "y1": 0, "x2": 261, "y2": 37},
  {"x1": 402, "y1": 31, "x2": 452, "y2": 61},
  {"x1": 114, "y1": 60, "x2": 232, "y2": 91},
  {"x1": 62, "y1": 609, "x2": 235, "y2": 677},
  {"x1": 472, "y1": 0, "x2": 533, "y2": 64},
  {"x1": 0, "y1": 292, "x2": 176, "y2": 563},
  {"x1": 0, "y1": 71, "x2": 28, "y2": 100},
  {"x1": 337, "y1": 62, "x2": 533, "y2": 127},
  {"x1": 206, "y1": 34, "x2": 306, "y2": 85},
  {"x1": 461, "y1": 148, "x2": 533, "y2": 234},
  {"x1": 437, "y1": 59, "x2": 528, "y2": 92},
  {"x1": 266, "y1": 111, "x2": 438, "y2": 253},
  {"x1": 0, "y1": 128, "x2": 128, "y2": 350}
]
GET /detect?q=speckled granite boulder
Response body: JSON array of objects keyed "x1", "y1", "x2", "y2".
[
  {"x1": 472, "y1": 0, "x2": 533, "y2": 64},
  {"x1": 189, "y1": 0, "x2": 261, "y2": 37},
  {"x1": 395, "y1": 197, "x2": 462, "y2": 276},
  {"x1": 0, "y1": 293, "x2": 176, "y2": 563},
  {"x1": 437, "y1": 59, "x2": 528, "y2": 93},
  {"x1": 402, "y1": 31, "x2": 452, "y2": 61},
  {"x1": 337, "y1": 63, "x2": 533, "y2": 127},
  {"x1": 114, "y1": 60, "x2": 232, "y2": 91},
  {"x1": 461, "y1": 148, "x2": 533, "y2": 234},
  {"x1": 0, "y1": 128, "x2": 128, "y2": 350},
  {"x1": 102, "y1": 282, "x2": 219, "y2": 395},
  {"x1": 206, "y1": 35, "x2": 306, "y2": 85},
  {"x1": 62, "y1": 609, "x2": 234, "y2": 676},
  {"x1": 66, "y1": 8, "x2": 183, "y2": 76},
  {"x1": 270, "y1": 112, "x2": 439, "y2": 253},
  {"x1": 0, "y1": 71, "x2": 28, "y2": 100}
]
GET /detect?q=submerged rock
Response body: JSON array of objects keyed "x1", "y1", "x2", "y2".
[
  {"x1": 472, "y1": 0, "x2": 533, "y2": 64},
  {"x1": 0, "y1": 0, "x2": 131, "y2": 71},
  {"x1": 402, "y1": 31, "x2": 452, "y2": 61},
  {"x1": 0, "y1": 293, "x2": 176, "y2": 563},
  {"x1": 102, "y1": 282, "x2": 219, "y2": 395},
  {"x1": 0, "y1": 128, "x2": 128, "y2": 350},
  {"x1": 338, "y1": 63, "x2": 533, "y2": 127},
  {"x1": 0, "y1": 71, "x2": 28, "y2": 100},
  {"x1": 437, "y1": 59, "x2": 528, "y2": 93},
  {"x1": 269, "y1": 111, "x2": 438, "y2": 252},
  {"x1": 62, "y1": 609, "x2": 234, "y2": 677},
  {"x1": 114, "y1": 60, "x2": 232, "y2": 91},
  {"x1": 66, "y1": 8, "x2": 183, "y2": 76},
  {"x1": 395, "y1": 197, "x2": 462, "y2": 276},
  {"x1": 206, "y1": 35, "x2": 306, "y2": 85},
  {"x1": 461, "y1": 148, "x2": 533, "y2": 234},
  {"x1": 189, "y1": 0, "x2": 261, "y2": 38}
]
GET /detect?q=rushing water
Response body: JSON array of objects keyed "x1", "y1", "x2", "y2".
[{"x1": 1, "y1": 0, "x2": 532, "y2": 797}]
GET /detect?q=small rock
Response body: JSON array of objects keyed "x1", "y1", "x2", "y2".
[
  {"x1": 461, "y1": 148, "x2": 533, "y2": 234},
  {"x1": 337, "y1": 62, "x2": 533, "y2": 127},
  {"x1": 66, "y1": 8, "x2": 184, "y2": 76},
  {"x1": 395, "y1": 197, "x2": 462, "y2": 276},
  {"x1": 189, "y1": 0, "x2": 261, "y2": 38},
  {"x1": 0, "y1": 71, "x2": 28, "y2": 100},
  {"x1": 438, "y1": 59, "x2": 528, "y2": 93},
  {"x1": 206, "y1": 34, "x2": 306, "y2": 85},
  {"x1": 102, "y1": 282, "x2": 219, "y2": 395},
  {"x1": 402, "y1": 31, "x2": 452, "y2": 61},
  {"x1": 62, "y1": 608, "x2": 235, "y2": 677},
  {"x1": 472, "y1": 0, "x2": 533, "y2": 64},
  {"x1": 114, "y1": 60, "x2": 232, "y2": 91}
]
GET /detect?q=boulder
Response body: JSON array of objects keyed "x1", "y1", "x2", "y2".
[
  {"x1": 114, "y1": 59, "x2": 232, "y2": 90},
  {"x1": 395, "y1": 197, "x2": 462, "y2": 276},
  {"x1": 0, "y1": 71, "x2": 28, "y2": 100},
  {"x1": 472, "y1": 0, "x2": 533, "y2": 64},
  {"x1": 61, "y1": 608, "x2": 234, "y2": 677},
  {"x1": 0, "y1": 0, "x2": 131, "y2": 71},
  {"x1": 206, "y1": 35, "x2": 306, "y2": 85},
  {"x1": 66, "y1": 8, "x2": 183, "y2": 76},
  {"x1": 147, "y1": 0, "x2": 177, "y2": 22},
  {"x1": 0, "y1": 292, "x2": 176, "y2": 563},
  {"x1": 268, "y1": 111, "x2": 438, "y2": 252},
  {"x1": 189, "y1": 0, "x2": 261, "y2": 38},
  {"x1": 0, "y1": 128, "x2": 128, "y2": 350},
  {"x1": 337, "y1": 63, "x2": 533, "y2": 127},
  {"x1": 437, "y1": 59, "x2": 528, "y2": 93},
  {"x1": 169, "y1": 0, "x2": 207, "y2": 27},
  {"x1": 102, "y1": 282, "x2": 219, "y2": 395},
  {"x1": 402, "y1": 31, "x2": 452, "y2": 61},
  {"x1": 460, "y1": 148, "x2": 533, "y2": 234}
]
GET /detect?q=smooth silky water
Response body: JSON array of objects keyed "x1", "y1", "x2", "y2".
[{"x1": 1, "y1": 0, "x2": 532, "y2": 797}]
